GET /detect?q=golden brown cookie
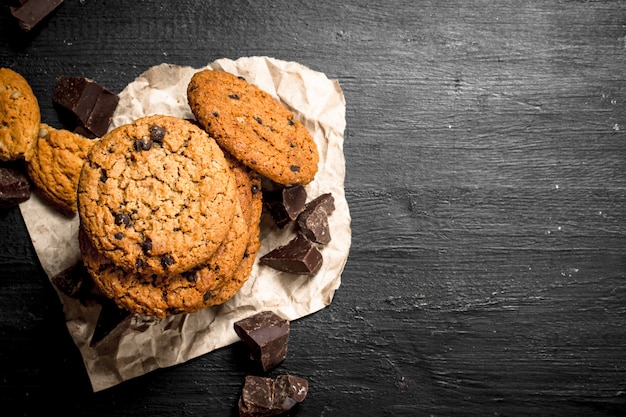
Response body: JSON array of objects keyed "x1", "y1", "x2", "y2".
[
  {"x1": 0, "y1": 68, "x2": 40, "y2": 161},
  {"x1": 201, "y1": 156, "x2": 263, "y2": 307},
  {"x1": 80, "y1": 198, "x2": 249, "y2": 317},
  {"x1": 26, "y1": 124, "x2": 96, "y2": 214},
  {"x1": 187, "y1": 69, "x2": 319, "y2": 186},
  {"x1": 77, "y1": 115, "x2": 237, "y2": 277}
]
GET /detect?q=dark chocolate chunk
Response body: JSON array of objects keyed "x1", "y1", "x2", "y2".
[
  {"x1": 297, "y1": 204, "x2": 331, "y2": 245},
  {"x1": 296, "y1": 193, "x2": 335, "y2": 245},
  {"x1": 141, "y1": 239, "x2": 152, "y2": 253},
  {"x1": 133, "y1": 137, "x2": 152, "y2": 151},
  {"x1": 272, "y1": 374, "x2": 308, "y2": 414},
  {"x1": 264, "y1": 185, "x2": 307, "y2": 228},
  {"x1": 114, "y1": 212, "x2": 130, "y2": 227},
  {"x1": 160, "y1": 254, "x2": 174, "y2": 268},
  {"x1": 304, "y1": 192, "x2": 335, "y2": 215},
  {"x1": 10, "y1": 0, "x2": 63, "y2": 32},
  {"x1": 289, "y1": 165, "x2": 300, "y2": 173},
  {"x1": 238, "y1": 374, "x2": 308, "y2": 417},
  {"x1": 50, "y1": 262, "x2": 93, "y2": 299},
  {"x1": 228, "y1": 93, "x2": 240, "y2": 100},
  {"x1": 149, "y1": 125, "x2": 166, "y2": 143},
  {"x1": 239, "y1": 376, "x2": 275, "y2": 417},
  {"x1": 54, "y1": 76, "x2": 119, "y2": 138},
  {"x1": 90, "y1": 298, "x2": 132, "y2": 347},
  {"x1": 259, "y1": 235, "x2": 323, "y2": 275},
  {"x1": 0, "y1": 166, "x2": 30, "y2": 208},
  {"x1": 234, "y1": 311, "x2": 290, "y2": 372}
]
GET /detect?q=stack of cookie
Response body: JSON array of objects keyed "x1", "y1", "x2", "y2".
[
  {"x1": 77, "y1": 70, "x2": 319, "y2": 318},
  {"x1": 2, "y1": 66, "x2": 320, "y2": 318}
]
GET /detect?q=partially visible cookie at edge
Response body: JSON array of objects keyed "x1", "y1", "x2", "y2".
[
  {"x1": 0, "y1": 68, "x2": 40, "y2": 161},
  {"x1": 187, "y1": 69, "x2": 319, "y2": 186},
  {"x1": 201, "y1": 156, "x2": 264, "y2": 307},
  {"x1": 27, "y1": 124, "x2": 96, "y2": 214},
  {"x1": 77, "y1": 114, "x2": 238, "y2": 277}
]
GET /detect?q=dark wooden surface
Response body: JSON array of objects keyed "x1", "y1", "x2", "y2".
[{"x1": 1, "y1": 1, "x2": 626, "y2": 416}]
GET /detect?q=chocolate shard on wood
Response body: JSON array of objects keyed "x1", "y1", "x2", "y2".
[
  {"x1": 10, "y1": 0, "x2": 64, "y2": 32},
  {"x1": 264, "y1": 185, "x2": 307, "y2": 228},
  {"x1": 259, "y1": 235, "x2": 323, "y2": 275},
  {"x1": 234, "y1": 311, "x2": 290, "y2": 372},
  {"x1": 53, "y1": 76, "x2": 119, "y2": 138},
  {"x1": 0, "y1": 166, "x2": 30, "y2": 208},
  {"x1": 274, "y1": 374, "x2": 309, "y2": 410},
  {"x1": 238, "y1": 374, "x2": 308, "y2": 417},
  {"x1": 238, "y1": 376, "x2": 275, "y2": 417}
]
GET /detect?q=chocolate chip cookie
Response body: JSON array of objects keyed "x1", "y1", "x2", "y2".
[
  {"x1": 80, "y1": 198, "x2": 248, "y2": 317},
  {"x1": 187, "y1": 69, "x2": 319, "y2": 186},
  {"x1": 77, "y1": 115, "x2": 237, "y2": 277},
  {"x1": 0, "y1": 68, "x2": 40, "y2": 161},
  {"x1": 201, "y1": 155, "x2": 263, "y2": 307},
  {"x1": 27, "y1": 124, "x2": 95, "y2": 214}
]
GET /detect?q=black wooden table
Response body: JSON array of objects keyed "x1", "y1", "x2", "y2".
[{"x1": 1, "y1": 1, "x2": 625, "y2": 416}]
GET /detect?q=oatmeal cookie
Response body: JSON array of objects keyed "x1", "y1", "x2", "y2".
[
  {"x1": 80, "y1": 199, "x2": 248, "y2": 317},
  {"x1": 201, "y1": 155, "x2": 263, "y2": 307},
  {"x1": 27, "y1": 124, "x2": 95, "y2": 214},
  {"x1": 77, "y1": 115, "x2": 237, "y2": 277},
  {"x1": 187, "y1": 69, "x2": 319, "y2": 186},
  {"x1": 0, "y1": 68, "x2": 40, "y2": 161}
]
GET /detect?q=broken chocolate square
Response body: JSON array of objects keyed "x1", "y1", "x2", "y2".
[
  {"x1": 297, "y1": 204, "x2": 331, "y2": 245},
  {"x1": 238, "y1": 374, "x2": 308, "y2": 417},
  {"x1": 303, "y1": 192, "x2": 335, "y2": 215},
  {"x1": 54, "y1": 76, "x2": 119, "y2": 138},
  {"x1": 259, "y1": 235, "x2": 323, "y2": 275},
  {"x1": 234, "y1": 311, "x2": 290, "y2": 372},
  {"x1": 10, "y1": 0, "x2": 64, "y2": 32},
  {"x1": 264, "y1": 185, "x2": 307, "y2": 228},
  {"x1": 274, "y1": 375, "x2": 309, "y2": 410},
  {"x1": 0, "y1": 166, "x2": 30, "y2": 208}
]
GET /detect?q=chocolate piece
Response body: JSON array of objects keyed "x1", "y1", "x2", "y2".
[
  {"x1": 0, "y1": 166, "x2": 30, "y2": 208},
  {"x1": 260, "y1": 235, "x2": 323, "y2": 275},
  {"x1": 274, "y1": 375, "x2": 309, "y2": 409},
  {"x1": 90, "y1": 298, "x2": 132, "y2": 347},
  {"x1": 50, "y1": 261, "x2": 93, "y2": 299},
  {"x1": 304, "y1": 192, "x2": 335, "y2": 215},
  {"x1": 296, "y1": 193, "x2": 334, "y2": 244},
  {"x1": 238, "y1": 376, "x2": 275, "y2": 417},
  {"x1": 297, "y1": 204, "x2": 331, "y2": 245},
  {"x1": 238, "y1": 374, "x2": 308, "y2": 417},
  {"x1": 10, "y1": 0, "x2": 64, "y2": 32},
  {"x1": 264, "y1": 185, "x2": 307, "y2": 228},
  {"x1": 54, "y1": 76, "x2": 119, "y2": 138},
  {"x1": 234, "y1": 311, "x2": 290, "y2": 372}
]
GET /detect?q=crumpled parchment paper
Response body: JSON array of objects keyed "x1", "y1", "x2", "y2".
[{"x1": 19, "y1": 56, "x2": 350, "y2": 392}]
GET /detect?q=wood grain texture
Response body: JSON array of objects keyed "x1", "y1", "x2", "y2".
[{"x1": 1, "y1": 0, "x2": 625, "y2": 416}]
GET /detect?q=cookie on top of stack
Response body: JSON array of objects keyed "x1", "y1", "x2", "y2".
[{"x1": 76, "y1": 69, "x2": 319, "y2": 318}]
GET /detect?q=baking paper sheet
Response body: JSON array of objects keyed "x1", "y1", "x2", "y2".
[{"x1": 19, "y1": 56, "x2": 350, "y2": 391}]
